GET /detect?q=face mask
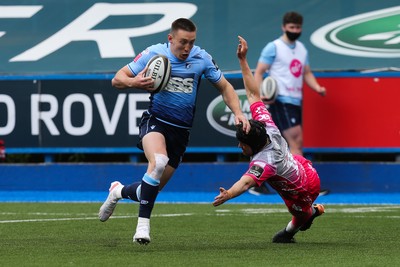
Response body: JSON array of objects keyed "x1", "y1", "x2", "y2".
[{"x1": 285, "y1": 31, "x2": 301, "y2": 41}]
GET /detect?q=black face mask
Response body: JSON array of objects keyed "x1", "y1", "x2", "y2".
[{"x1": 286, "y1": 31, "x2": 301, "y2": 41}]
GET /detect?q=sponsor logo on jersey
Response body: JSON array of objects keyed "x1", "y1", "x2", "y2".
[
  {"x1": 133, "y1": 53, "x2": 142, "y2": 62},
  {"x1": 290, "y1": 59, "x2": 302, "y2": 77},
  {"x1": 311, "y1": 6, "x2": 400, "y2": 58},
  {"x1": 165, "y1": 77, "x2": 194, "y2": 93},
  {"x1": 247, "y1": 164, "x2": 264, "y2": 179}
]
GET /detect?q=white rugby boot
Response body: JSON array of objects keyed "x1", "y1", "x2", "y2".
[
  {"x1": 98, "y1": 181, "x2": 123, "y2": 222},
  {"x1": 133, "y1": 217, "x2": 151, "y2": 245}
]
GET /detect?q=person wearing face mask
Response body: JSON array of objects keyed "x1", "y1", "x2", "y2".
[{"x1": 250, "y1": 11, "x2": 328, "y2": 196}]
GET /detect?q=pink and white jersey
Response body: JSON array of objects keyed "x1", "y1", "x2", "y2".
[
  {"x1": 245, "y1": 101, "x2": 318, "y2": 203},
  {"x1": 269, "y1": 39, "x2": 307, "y2": 101}
]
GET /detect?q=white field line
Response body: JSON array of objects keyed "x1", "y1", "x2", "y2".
[
  {"x1": 0, "y1": 206, "x2": 399, "y2": 224},
  {"x1": 0, "y1": 213, "x2": 193, "y2": 224},
  {"x1": 0, "y1": 217, "x2": 103, "y2": 223}
]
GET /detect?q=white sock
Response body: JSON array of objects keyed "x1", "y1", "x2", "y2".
[
  {"x1": 285, "y1": 221, "x2": 299, "y2": 233},
  {"x1": 137, "y1": 217, "x2": 150, "y2": 227},
  {"x1": 110, "y1": 182, "x2": 123, "y2": 199},
  {"x1": 115, "y1": 187, "x2": 122, "y2": 199}
]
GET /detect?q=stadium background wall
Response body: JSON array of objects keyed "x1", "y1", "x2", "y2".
[
  {"x1": 1, "y1": 162, "x2": 399, "y2": 193},
  {"x1": 0, "y1": 1, "x2": 399, "y2": 194},
  {"x1": 1, "y1": 73, "x2": 399, "y2": 153}
]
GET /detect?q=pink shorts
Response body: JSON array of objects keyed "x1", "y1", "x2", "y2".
[{"x1": 283, "y1": 155, "x2": 321, "y2": 214}]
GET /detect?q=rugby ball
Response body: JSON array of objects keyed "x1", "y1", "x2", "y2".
[
  {"x1": 145, "y1": 55, "x2": 171, "y2": 93},
  {"x1": 260, "y1": 76, "x2": 278, "y2": 102}
]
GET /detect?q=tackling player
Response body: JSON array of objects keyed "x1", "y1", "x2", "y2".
[{"x1": 213, "y1": 36, "x2": 324, "y2": 243}]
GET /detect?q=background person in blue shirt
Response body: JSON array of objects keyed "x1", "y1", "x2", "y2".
[
  {"x1": 254, "y1": 11, "x2": 326, "y2": 156},
  {"x1": 250, "y1": 11, "x2": 328, "y2": 196},
  {"x1": 99, "y1": 18, "x2": 250, "y2": 245}
]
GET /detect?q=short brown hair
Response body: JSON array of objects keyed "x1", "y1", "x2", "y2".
[
  {"x1": 283, "y1": 12, "x2": 303, "y2": 25},
  {"x1": 171, "y1": 18, "x2": 197, "y2": 33}
]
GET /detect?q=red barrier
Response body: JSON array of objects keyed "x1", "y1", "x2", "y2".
[{"x1": 303, "y1": 77, "x2": 400, "y2": 148}]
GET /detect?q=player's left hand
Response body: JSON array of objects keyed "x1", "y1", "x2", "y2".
[
  {"x1": 237, "y1": 36, "x2": 248, "y2": 60},
  {"x1": 213, "y1": 187, "x2": 231, "y2": 207}
]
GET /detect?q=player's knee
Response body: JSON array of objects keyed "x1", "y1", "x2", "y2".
[{"x1": 150, "y1": 153, "x2": 169, "y2": 179}]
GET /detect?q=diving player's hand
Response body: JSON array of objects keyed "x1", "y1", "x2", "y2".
[
  {"x1": 213, "y1": 187, "x2": 231, "y2": 207},
  {"x1": 237, "y1": 36, "x2": 248, "y2": 60}
]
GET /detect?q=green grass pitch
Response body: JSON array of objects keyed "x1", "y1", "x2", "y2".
[{"x1": 1, "y1": 202, "x2": 399, "y2": 266}]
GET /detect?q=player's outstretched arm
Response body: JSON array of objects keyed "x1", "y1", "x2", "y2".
[
  {"x1": 215, "y1": 77, "x2": 250, "y2": 134},
  {"x1": 237, "y1": 36, "x2": 261, "y2": 105},
  {"x1": 213, "y1": 175, "x2": 255, "y2": 206}
]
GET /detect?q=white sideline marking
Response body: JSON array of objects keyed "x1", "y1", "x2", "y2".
[
  {"x1": 1, "y1": 206, "x2": 399, "y2": 224},
  {"x1": 0, "y1": 217, "x2": 100, "y2": 223},
  {"x1": 0, "y1": 213, "x2": 194, "y2": 224}
]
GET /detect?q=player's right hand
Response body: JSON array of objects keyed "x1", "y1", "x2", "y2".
[
  {"x1": 135, "y1": 68, "x2": 154, "y2": 90},
  {"x1": 213, "y1": 187, "x2": 231, "y2": 207}
]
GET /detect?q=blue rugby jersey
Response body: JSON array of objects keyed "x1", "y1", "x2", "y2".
[{"x1": 127, "y1": 43, "x2": 222, "y2": 128}]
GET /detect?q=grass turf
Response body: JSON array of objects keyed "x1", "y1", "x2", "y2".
[{"x1": 0, "y1": 203, "x2": 399, "y2": 266}]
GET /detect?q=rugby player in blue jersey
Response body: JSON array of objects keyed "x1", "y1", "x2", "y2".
[{"x1": 99, "y1": 18, "x2": 250, "y2": 245}]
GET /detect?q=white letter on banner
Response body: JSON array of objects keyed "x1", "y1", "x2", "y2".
[
  {"x1": 0, "y1": 6, "x2": 42, "y2": 38},
  {"x1": 31, "y1": 94, "x2": 60, "y2": 135},
  {"x1": 129, "y1": 94, "x2": 150, "y2": 135},
  {"x1": 94, "y1": 93, "x2": 126, "y2": 135},
  {"x1": 63, "y1": 94, "x2": 92, "y2": 136},
  {"x1": 0, "y1": 94, "x2": 16, "y2": 135},
  {"x1": 10, "y1": 3, "x2": 197, "y2": 61}
]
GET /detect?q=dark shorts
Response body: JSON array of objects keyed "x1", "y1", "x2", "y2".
[
  {"x1": 268, "y1": 100, "x2": 302, "y2": 132},
  {"x1": 137, "y1": 111, "x2": 190, "y2": 169}
]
